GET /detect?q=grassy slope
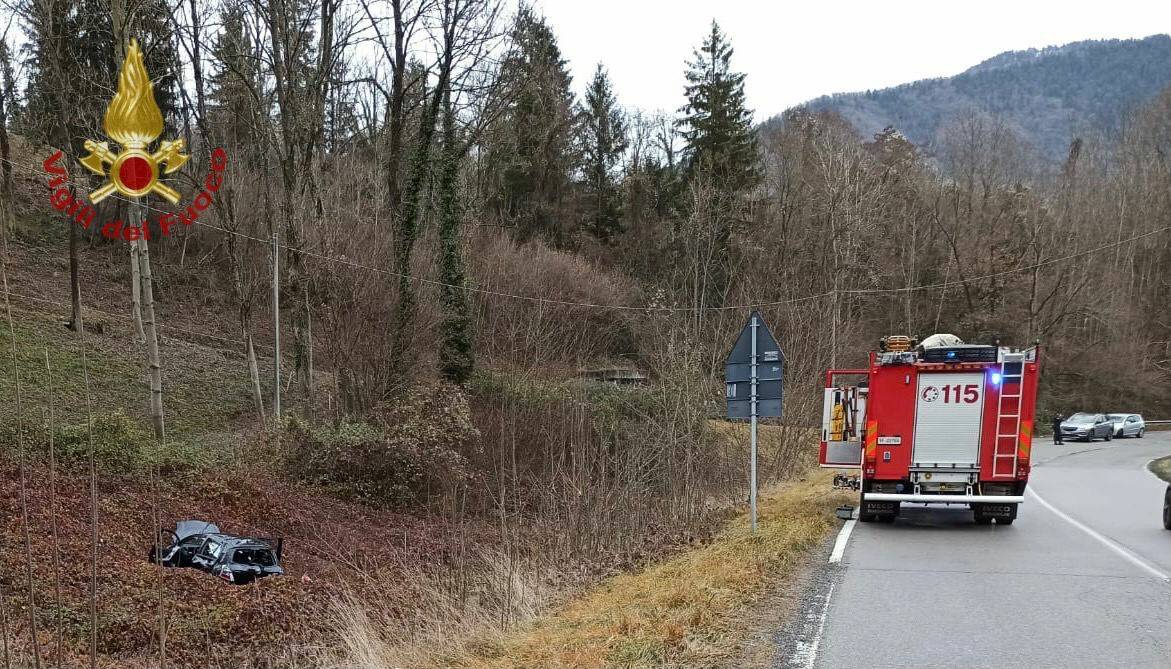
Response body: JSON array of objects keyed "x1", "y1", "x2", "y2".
[
  {"x1": 443, "y1": 470, "x2": 850, "y2": 669},
  {"x1": 0, "y1": 305, "x2": 259, "y2": 443}
]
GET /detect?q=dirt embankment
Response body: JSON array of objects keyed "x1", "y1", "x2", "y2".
[{"x1": 0, "y1": 460, "x2": 489, "y2": 668}]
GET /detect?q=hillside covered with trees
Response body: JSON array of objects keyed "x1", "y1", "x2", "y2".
[{"x1": 794, "y1": 34, "x2": 1171, "y2": 160}]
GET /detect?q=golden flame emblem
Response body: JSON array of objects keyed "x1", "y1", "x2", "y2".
[{"x1": 80, "y1": 39, "x2": 188, "y2": 204}]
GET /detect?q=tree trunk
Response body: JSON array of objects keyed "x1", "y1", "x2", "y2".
[
  {"x1": 389, "y1": 49, "x2": 454, "y2": 388},
  {"x1": 130, "y1": 237, "x2": 145, "y2": 341},
  {"x1": 136, "y1": 205, "x2": 166, "y2": 441},
  {"x1": 69, "y1": 221, "x2": 83, "y2": 333},
  {"x1": 246, "y1": 333, "x2": 265, "y2": 426},
  {"x1": 0, "y1": 42, "x2": 13, "y2": 237},
  {"x1": 302, "y1": 291, "x2": 313, "y2": 416},
  {"x1": 437, "y1": 89, "x2": 474, "y2": 384}
]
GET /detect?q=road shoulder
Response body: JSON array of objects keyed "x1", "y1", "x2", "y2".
[{"x1": 732, "y1": 527, "x2": 843, "y2": 669}]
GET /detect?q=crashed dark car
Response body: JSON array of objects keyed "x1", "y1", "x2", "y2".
[{"x1": 150, "y1": 519, "x2": 284, "y2": 585}]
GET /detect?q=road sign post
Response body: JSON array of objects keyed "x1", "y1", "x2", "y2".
[
  {"x1": 750, "y1": 315, "x2": 758, "y2": 533},
  {"x1": 725, "y1": 311, "x2": 784, "y2": 534}
]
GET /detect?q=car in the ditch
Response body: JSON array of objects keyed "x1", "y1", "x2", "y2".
[{"x1": 149, "y1": 519, "x2": 284, "y2": 585}]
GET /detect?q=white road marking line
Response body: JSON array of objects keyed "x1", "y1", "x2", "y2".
[
  {"x1": 1028, "y1": 487, "x2": 1169, "y2": 582},
  {"x1": 828, "y1": 519, "x2": 856, "y2": 564},
  {"x1": 791, "y1": 583, "x2": 834, "y2": 669},
  {"x1": 806, "y1": 583, "x2": 833, "y2": 669}
]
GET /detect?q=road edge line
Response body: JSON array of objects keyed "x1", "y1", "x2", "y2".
[
  {"x1": 828, "y1": 519, "x2": 856, "y2": 564},
  {"x1": 1027, "y1": 487, "x2": 1169, "y2": 582},
  {"x1": 795, "y1": 582, "x2": 833, "y2": 669}
]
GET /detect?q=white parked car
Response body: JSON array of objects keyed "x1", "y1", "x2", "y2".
[{"x1": 1106, "y1": 413, "x2": 1145, "y2": 438}]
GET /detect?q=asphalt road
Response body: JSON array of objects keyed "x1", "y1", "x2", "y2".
[{"x1": 774, "y1": 431, "x2": 1171, "y2": 669}]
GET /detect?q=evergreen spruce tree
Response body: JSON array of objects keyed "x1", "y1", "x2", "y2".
[
  {"x1": 207, "y1": 1, "x2": 264, "y2": 150},
  {"x1": 675, "y1": 22, "x2": 759, "y2": 312},
  {"x1": 678, "y1": 21, "x2": 758, "y2": 192},
  {"x1": 577, "y1": 63, "x2": 628, "y2": 243},
  {"x1": 485, "y1": 6, "x2": 576, "y2": 244}
]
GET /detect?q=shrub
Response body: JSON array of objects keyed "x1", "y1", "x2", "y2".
[
  {"x1": 33, "y1": 410, "x2": 208, "y2": 474},
  {"x1": 282, "y1": 383, "x2": 478, "y2": 507}
]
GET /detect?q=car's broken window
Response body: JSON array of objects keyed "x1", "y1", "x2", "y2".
[
  {"x1": 200, "y1": 540, "x2": 223, "y2": 559},
  {"x1": 233, "y1": 548, "x2": 275, "y2": 567}
]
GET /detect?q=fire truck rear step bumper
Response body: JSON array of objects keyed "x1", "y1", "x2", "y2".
[{"x1": 865, "y1": 493, "x2": 1024, "y2": 504}]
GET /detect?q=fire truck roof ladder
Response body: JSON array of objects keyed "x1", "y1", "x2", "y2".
[{"x1": 992, "y1": 352, "x2": 1026, "y2": 478}]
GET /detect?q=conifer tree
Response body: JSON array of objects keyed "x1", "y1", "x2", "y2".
[
  {"x1": 678, "y1": 21, "x2": 758, "y2": 192},
  {"x1": 675, "y1": 22, "x2": 759, "y2": 313},
  {"x1": 485, "y1": 6, "x2": 576, "y2": 244},
  {"x1": 577, "y1": 63, "x2": 628, "y2": 243},
  {"x1": 207, "y1": 1, "x2": 263, "y2": 149}
]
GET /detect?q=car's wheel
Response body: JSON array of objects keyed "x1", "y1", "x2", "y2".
[
  {"x1": 1105, "y1": 430, "x2": 1112, "y2": 441},
  {"x1": 1138, "y1": 429, "x2": 1145, "y2": 439}
]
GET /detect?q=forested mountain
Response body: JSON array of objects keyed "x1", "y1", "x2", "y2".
[{"x1": 793, "y1": 34, "x2": 1171, "y2": 159}]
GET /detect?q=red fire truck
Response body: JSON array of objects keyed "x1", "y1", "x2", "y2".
[{"x1": 820, "y1": 334, "x2": 1040, "y2": 524}]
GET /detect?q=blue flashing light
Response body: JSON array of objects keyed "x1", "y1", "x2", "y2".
[
  {"x1": 991, "y1": 372, "x2": 1002, "y2": 385},
  {"x1": 946, "y1": 350, "x2": 957, "y2": 359}
]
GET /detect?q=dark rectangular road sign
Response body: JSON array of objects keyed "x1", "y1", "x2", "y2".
[{"x1": 724, "y1": 311, "x2": 785, "y2": 419}]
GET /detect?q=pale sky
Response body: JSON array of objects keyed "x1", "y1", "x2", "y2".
[{"x1": 536, "y1": 0, "x2": 1171, "y2": 122}]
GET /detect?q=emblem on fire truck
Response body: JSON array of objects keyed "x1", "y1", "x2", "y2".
[
  {"x1": 920, "y1": 386, "x2": 940, "y2": 402},
  {"x1": 79, "y1": 39, "x2": 188, "y2": 204}
]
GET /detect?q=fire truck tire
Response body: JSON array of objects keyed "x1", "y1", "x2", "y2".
[{"x1": 858, "y1": 492, "x2": 876, "y2": 522}]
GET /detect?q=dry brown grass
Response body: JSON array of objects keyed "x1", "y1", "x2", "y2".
[
  {"x1": 406, "y1": 469, "x2": 848, "y2": 669},
  {"x1": 322, "y1": 547, "x2": 552, "y2": 669}
]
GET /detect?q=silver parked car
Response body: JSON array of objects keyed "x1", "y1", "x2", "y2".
[
  {"x1": 1060, "y1": 412, "x2": 1114, "y2": 441},
  {"x1": 1106, "y1": 413, "x2": 1145, "y2": 438}
]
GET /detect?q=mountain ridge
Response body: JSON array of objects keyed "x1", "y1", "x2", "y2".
[{"x1": 782, "y1": 34, "x2": 1171, "y2": 159}]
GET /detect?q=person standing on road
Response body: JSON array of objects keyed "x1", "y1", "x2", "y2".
[{"x1": 1052, "y1": 414, "x2": 1064, "y2": 444}]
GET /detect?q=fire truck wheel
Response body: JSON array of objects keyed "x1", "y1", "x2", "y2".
[{"x1": 858, "y1": 492, "x2": 876, "y2": 522}]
